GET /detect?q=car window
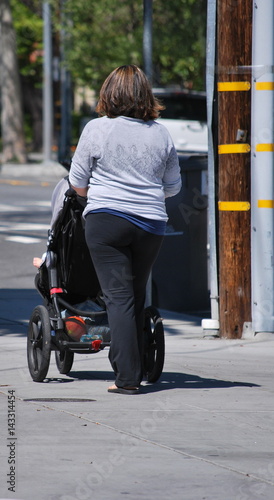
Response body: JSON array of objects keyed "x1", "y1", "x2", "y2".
[{"x1": 154, "y1": 92, "x2": 207, "y2": 122}]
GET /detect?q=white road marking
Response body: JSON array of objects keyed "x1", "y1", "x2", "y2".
[
  {"x1": 0, "y1": 223, "x2": 49, "y2": 231},
  {"x1": 23, "y1": 201, "x2": 51, "y2": 207},
  {"x1": 5, "y1": 236, "x2": 42, "y2": 244},
  {"x1": 0, "y1": 200, "x2": 50, "y2": 244},
  {"x1": 0, "y1": 204, "x2": 28, "y2": 212},
  {"x1": 0, "y1": 201, "x2": 51, "y2": 211}
]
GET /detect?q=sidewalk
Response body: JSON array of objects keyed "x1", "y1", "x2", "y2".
[
  {"x1": 0, "y1": 154, "x2": 68, "y2": 181},
  {"x1": 1, "y1": 159, "x2": 274, "y2": 499},
  {"x1": 0, "y1": 303, "x2": 274, "y2": 500}
]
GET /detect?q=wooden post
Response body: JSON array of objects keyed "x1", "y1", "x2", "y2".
[{"x1": 217, "y1": 0, "x2": 252, "y2": 338}]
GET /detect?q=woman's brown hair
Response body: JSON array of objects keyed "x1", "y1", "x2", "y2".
[{"x1": 96, "y1": 65, "x2": 164, "y2": 121}]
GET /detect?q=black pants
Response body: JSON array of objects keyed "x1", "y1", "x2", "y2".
[{"x1": 85, "y1": 213, "x2": 164, "y2": 388}]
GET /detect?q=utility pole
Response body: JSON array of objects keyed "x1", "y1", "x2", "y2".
[
  {"x1": 58, "y1": 0, "x2": 72, "y2": 163},
  {"x1": 43, "y1": 1, "x2": 53, "y2": 162},
  {"x1": 143, "y1": 0, "x2": 153, "y2": 83},
  {"x1": 216, "y1": 0, "x2": 252, "y2": 338},
  {"x1": 251, "y1": 0, "x2": 274, "y2": 334}
]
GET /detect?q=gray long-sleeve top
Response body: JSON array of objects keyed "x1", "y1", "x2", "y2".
[{"x1": 69, "y1": 115, "x2": 182, "y2": 221}]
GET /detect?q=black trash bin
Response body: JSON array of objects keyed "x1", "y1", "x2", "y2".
[{"x1": 152, "y1": 154, "x2": 210, "y2": 313}]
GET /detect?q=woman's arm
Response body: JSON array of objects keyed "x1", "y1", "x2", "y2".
[
  {"x1": 163, "y1": 146, "x2": 182, "y2": 198},
  {"x1": 69, "y1": 122, "x2": 93, "y2": 193},
  {"x1": 71, "y1": 185, "x2": 88, "y2": 197}
]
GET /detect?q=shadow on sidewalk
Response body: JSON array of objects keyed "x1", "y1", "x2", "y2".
[
  {"x1": 66, "y1": 370, "x2": 259, "y2": 393},
  {"x1": 143, "y1": 372, "x2": 260, "y2": 393},
  {"x1": 0, "y1": 289, "x2": 42, "y2": 337}
]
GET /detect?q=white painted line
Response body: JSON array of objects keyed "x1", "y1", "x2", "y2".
[
  {"x1": 5, "y1": 236, "x2": 42, "y2": 244},
  {"x1": 7, "y1": 223, "x2": 49, "y2": 231},
  {"x1": 0, "y1": 204, "x2": 28, "y2": 212},
  {"x1": 24, "y1": 201, "x2": 51, "y2": 207},
  {"x1": 0, "y1": 201, "x2": 51, "y2": 211},
  {"x1": 0, "y1": 223, "x2": 49, "y2": 231}
]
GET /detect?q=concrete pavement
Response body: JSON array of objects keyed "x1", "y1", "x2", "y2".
[
  {"x1": 0, "y1": 155, "x2": 69, "y2": 181},
  {"x1": 0, "y1": 303, "x2": 274, "y2": 500},
  {"x1": 1, "y1": 158, "x2": 274, "y2": 499}
]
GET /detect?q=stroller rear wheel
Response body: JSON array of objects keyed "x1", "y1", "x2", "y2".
[
  {"x1": 143, "y1": 306, "x2": 165, "y2": 383},
  {"x1": 27, "y1": 305, "x2": 51, "y2": 382},
  {"x1": 55, "y1": 349, "x2": 74, "y2": 374}
]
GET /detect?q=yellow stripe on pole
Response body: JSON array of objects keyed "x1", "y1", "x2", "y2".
[
  {"x1": 258, "y1": 200, "x2": 274, "y2": 208},
  {"x1": 256, "y1": 143, "x2": 274, "y2": 152},
  {"x1": 218, "y1": 144, "x2": 251, "y2": 154},
  {"x1": 218, "y1": 201, "x2": 251, "y2": 211},
  {"x1": 255, "y1": 82, "x2": 274, "y2": 91},
  {"x1": 218, "y1": 82, "x2": 251, "y2": 91}
]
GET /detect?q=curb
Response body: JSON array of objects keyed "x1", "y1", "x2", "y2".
[{"x1": 0, "y1": 161, "x2": 68, "y2": 179}]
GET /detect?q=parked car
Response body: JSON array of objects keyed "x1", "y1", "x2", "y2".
[{"x1": 153, "y1": 88, "x2": 208, "y2": 153}]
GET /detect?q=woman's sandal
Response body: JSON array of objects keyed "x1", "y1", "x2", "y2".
[{"x1": 108, "y1": 384, "x2": 140, "y2": 395}]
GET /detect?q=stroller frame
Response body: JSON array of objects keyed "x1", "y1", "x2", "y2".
[{"x1": 27, "y1": 184, "x2": 165, "y2": 383}]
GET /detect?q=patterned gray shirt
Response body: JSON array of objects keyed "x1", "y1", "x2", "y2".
[{"x1": 69, "y1": 116, "x2": 182, "y2": 221}]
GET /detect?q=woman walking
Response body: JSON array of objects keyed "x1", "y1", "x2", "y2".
[{"x1": 69, "y1": 65, "x2": 181, "y2": 394}]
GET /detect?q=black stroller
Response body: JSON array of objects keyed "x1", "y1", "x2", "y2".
[{"x1": 27, "y1": 180, "x2": 165, "y2": 383}]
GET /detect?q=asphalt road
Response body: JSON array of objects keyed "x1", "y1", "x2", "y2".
[
  {"x1": 0, "y1": 177, "x2": 55, "y2": 290},
  {"x1": 0, "y1": 176, "x2": 59, "y2": 340}
]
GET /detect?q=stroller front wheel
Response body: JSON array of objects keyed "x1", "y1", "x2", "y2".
[{"x1": 27, "y1": 305, "x2": 51, "y2": 382}]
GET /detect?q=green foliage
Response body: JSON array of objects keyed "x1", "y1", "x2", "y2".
[
  {"x1": 55, "y1": 0, "x2": 206, "y2": 92},
  {"x1": 12, "y1": 0, "x2": 206, "y2": 92},
  {"x1": 11, "y1": 0, "x2": 43, "y2": 84},
  {"x1": 56, "y1": 0, "x2": 143, "y2": 91},
  {"x1": 153, "y1": 0, "x2": 206, "y2": 88}
]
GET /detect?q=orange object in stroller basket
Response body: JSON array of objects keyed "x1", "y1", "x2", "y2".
[{"x1": 64, "y1": 316, "x2": 86, "y2": 341}]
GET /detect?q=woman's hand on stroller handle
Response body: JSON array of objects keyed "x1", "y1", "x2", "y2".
[{"x1": 71, "y1": 185, "x2": 88, "y2": 198}]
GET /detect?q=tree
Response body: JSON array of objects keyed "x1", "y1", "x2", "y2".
[
  {"x1": 11, "y1": 0, "x2": 43, "y2": 150},
  {"x1": 58, "y1": 0, "x2": 207, "y2": 92},
  {"x1": 1, "y1": 0, "x2": 206, "y2": 155},
  {"x1": 153, "y1": 0, "x2": 206, "y2": 88},
  {"x1": 0, "y1": 0, "x2": 27, "y2": 162},
  {"x1": 56, "y1": 0, "x2": 143, "y2": 92}
]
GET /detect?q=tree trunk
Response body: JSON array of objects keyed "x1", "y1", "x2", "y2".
[
  {"x1": 22, "y1": 78, "x2": 43, "y2": 151},
  {"x1": 0, "y1": 0, "x2": 27, "y2": 163}
]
